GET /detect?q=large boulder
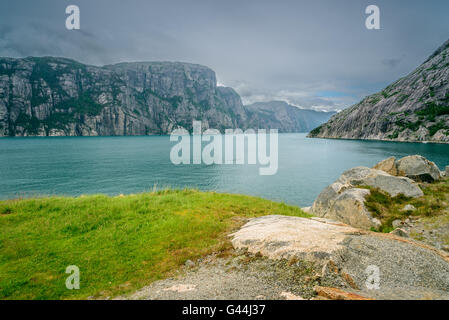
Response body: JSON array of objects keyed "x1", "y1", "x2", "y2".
[
  {"x1": 337, "y1": 167, "x2": 423, "y2": 198},
  {"x1": 395, "y1": 155, "x2": 441, "y2": 182},
  {"x1": 231, "y1": 215, "x2": 449, "y2": 300},
  {"x1": 325, "y1": 188, "x2": 381, "y2": 230}
]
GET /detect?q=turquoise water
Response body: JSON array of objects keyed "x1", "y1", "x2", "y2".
[{"x1": 0, "y1": 134, "x2": 448, "y2": 206}]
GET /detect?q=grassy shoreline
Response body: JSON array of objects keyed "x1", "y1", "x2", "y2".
[{"x1": 0, "y1": 189, "x2": 309, "y2": 300}]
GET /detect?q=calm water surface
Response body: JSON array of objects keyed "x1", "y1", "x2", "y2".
[{"x1": 1, "y1": 134, "x2": 448, "y2": 206}]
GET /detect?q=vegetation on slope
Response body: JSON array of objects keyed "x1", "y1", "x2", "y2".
[
  {"x1": 362, "y1": 178, "x2": 449, "y2": 233},
  {"x1": 0, "y1": 190, "x2": 309, "y2": 300}
]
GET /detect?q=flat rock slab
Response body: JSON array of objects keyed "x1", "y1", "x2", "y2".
[
  {"x1": 231, "y1": 215, "x2": 449, "y2": 300},
  {"x1": 231, "y1": 215, "x2": 359, "y2": 262}
]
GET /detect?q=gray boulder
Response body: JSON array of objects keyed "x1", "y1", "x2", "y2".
[
  {"x1": 396, "y1": 155, "x2": 441, "y2": 182},
  {"x1": 392, "y1": 219, "x2": 403, "y2": 228},
  {"x1": 401, "y1": 204, "x2": 417, "y2": 212},
  {"x1": 337, "y1": 167, "x2": 424, "y2": 198},
  {"x1": 373, "y1": 156, "x2": 398, "y2": 176},
  {"x1": 390, "y1": 228, "x2": 409, "y2": 238},
  {"x1": 326, "y1": 188, "x2": 381, "y2": 230}
]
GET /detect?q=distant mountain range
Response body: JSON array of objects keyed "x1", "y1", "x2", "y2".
[
  {"x1": 309, "y1": 38, "x2": 449, "y2": 143},
  {"x1": 245, "y1": 101, "x2": 335, "y2": 133},
  {"x1": 0, "y1": 57, "x2": 332, "y2": 136}
]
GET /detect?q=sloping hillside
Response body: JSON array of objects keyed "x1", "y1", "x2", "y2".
[{"x1": 309, "y1": 39, "x2": 449, "y2": 143}]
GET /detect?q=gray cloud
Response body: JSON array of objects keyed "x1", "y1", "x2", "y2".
[
  {"x1": 381, "y1": 57, "x2": 404, "y2": 68},
  {"x1": 1, "y1": 0, "x2": 448, "y2": 111}
]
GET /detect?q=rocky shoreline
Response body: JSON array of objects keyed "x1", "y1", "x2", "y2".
[{"x1": 121, "y1": 155, "x2": 449, "y2": 300}]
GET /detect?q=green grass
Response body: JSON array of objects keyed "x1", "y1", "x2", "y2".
[{"x1": 0, "y1": 190, "x2": 309, "y2": 300}]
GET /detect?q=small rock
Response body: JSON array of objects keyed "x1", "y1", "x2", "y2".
[
  {"x1": 390, "y1": 228, "x2": 409, "y2": 238},
  {"x1": 392, "y1": 219, "x2": 402, "y2": 228},
  {"x1": 301, "y1": 206, "x2": 311, "y2": 213},
  {"x1": 184, "y1": 259, "x2": 195, "y2": 267},
  {"x1": 401, "y1": 204, "x2": 417, "y2": 212},
  {"x1": 163, "y1": 284, "x2": 196, "y2": 293},
  {"x1": 372, "y1": 218, "x2": 382, "y2": 229},
  {"x1": 280, "y1": 292, "x2": 305, "y2": 300}
]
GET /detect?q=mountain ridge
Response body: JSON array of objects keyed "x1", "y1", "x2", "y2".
[
  {"x1": 0, "y1": 56, "x2": 332, "y2": 136},
  {"x1": 308, "y1": 38, "x2": 449, "y2": 143},
  {"x1": 245, "y1": 100, "x2": 335, "y2": 133}
]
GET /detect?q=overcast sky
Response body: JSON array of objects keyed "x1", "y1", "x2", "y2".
[{"x1": 1, "y1": 0, "x2": 448, "y2": 111}]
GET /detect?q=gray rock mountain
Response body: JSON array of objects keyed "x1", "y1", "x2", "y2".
[
  {"x1": 0, "y1": 57, "x2": 334, "y2": 137},
  {"x1": 245, "y1": 101, "x2": 335, "y2": 133},
  {"x1": 0, "y1": 57, "x2": 250, "y2": 136},
  {"x1": 308, "y1": 38, "x2": 449, "y2": 143}
]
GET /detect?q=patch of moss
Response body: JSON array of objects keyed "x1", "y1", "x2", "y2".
[
  {"x1": 309, "y1": 125, "x2": 323, "y2": 136},
  {"x1": 43, "y1": 112, "x2": 76, "y2": 129},
  {"x1": 388, "y1": 130, "x2": 399, "y2": 139},
  {"x1": 382, "y1": 90, "x2": 398, "y2": 99},
  {"x1": 14, "y1": 113, "x2": 41, "y2": 135},
  {"x1": 368, "y1": 95, "x2": 381, "y2": 105},
  {"x1": 30, "y1": 59, "x2": 66, "y2": 95},
  {"x1": 56, "y1": 91, "x2": 104, "y2": 116},
  {"x1": 0, "y1": 63, "x2": 16, "y2": 77},
  {"x1": 428, "y1": 121, "x2": 448, "y2": 137},
  {"x1": 397, "y1": 94, "x2": 410, "y2": 104},
  {"x1": 415, "y1": 101, "x2": 449, "y2": 121},
  {"x1": 395, "y1": 119, "x2": 422, "y2": 132}
]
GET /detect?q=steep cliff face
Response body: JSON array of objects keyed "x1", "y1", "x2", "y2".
[
  {"x1": 0, "y1": 57, "x2": 249, "y2": 136},
  {"x1": 308, "y1": 39, "x2": 449, "y2": 143},
  {"x1": 245, "y1": 101, "x2": 335, "y2": 133}
]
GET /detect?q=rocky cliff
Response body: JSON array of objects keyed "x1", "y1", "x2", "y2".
[
  {"x1": 245, "y1": 101, "x2": 335, "y2": 133},
  {"x1": 0, "y1": 57, "x2": 250, "y2": 136},
  {"x1": 308, "y1": 38, "x2": 449, "y2": 143}
]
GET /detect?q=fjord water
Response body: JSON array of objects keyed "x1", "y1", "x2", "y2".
[{"x1": 1, "y1": 134, "x2": 448, "y2": 207}]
